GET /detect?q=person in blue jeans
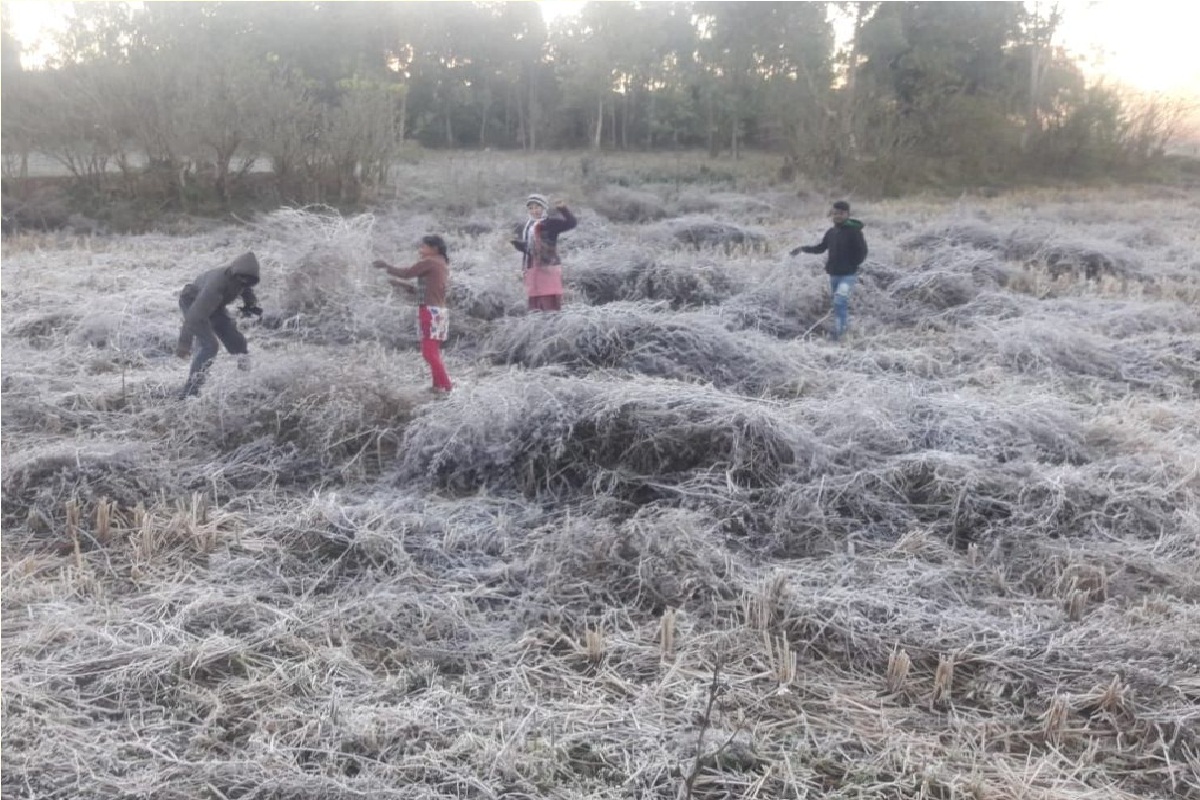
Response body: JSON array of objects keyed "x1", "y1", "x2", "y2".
[{"x1": 790, "y1": 200, "x2": 868, "y2": 340}]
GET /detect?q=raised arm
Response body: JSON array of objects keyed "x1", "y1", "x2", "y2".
[{"x1": 542, "y1": 204, "x2": 576, "y2": 234}]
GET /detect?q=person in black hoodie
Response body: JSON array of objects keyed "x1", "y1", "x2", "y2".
[
  {"x1": 175, "y1": 252, "x2": 262, "y2": 397},
  {"x1": 790, "y1": 200, "x2": 868, "y2": 340}
]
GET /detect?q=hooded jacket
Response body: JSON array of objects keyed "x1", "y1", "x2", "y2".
[
  {"x1": 177, "y1": 252, "x2": 261, "y2": 350},
  {"x1": 800, "y1": 219, "x2": 868, "y2": 276}
]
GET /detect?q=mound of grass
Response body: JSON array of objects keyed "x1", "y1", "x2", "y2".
[
  {"x1": 445, "y1": 264, "x2": 526, "y2": 322},
  {"x1": 569, "y1": 247, "x2": 742, "y2": 308},
  {"x1": 925, "y1": 290, "x2": 1034, "y2": 329},
  {"x1": 901, "y1": 218, "x2": 1146, "y2": 281},
  {"x1": 68, "y1": 309, "x2": 178, "y2": 359},
  {"x1": 481, "y1": 302, "x2": 804, "y2": 394},
  {"x1": 174, "y1": 352, "x2": 425, "y2": 483},
  {"x1": 798, "y1": 382, "x2": 1096, "y2": 468},
  {"x1": 668, "y1": 216, "x2": 768, "y2": 251},
  {"x1": 524, "y1": 507, "x2": 742, "y2": 615},
  {"x1": 396, "y1": 374, "x2": 819, "y2": 500},
  {"x1": 5, "y1": 310, "x2": 80, "y2": 349},
  {"x1": 588, "y1": 186, "x2": 668, "y2": 223},
  {"x1": 0, "y1": 443, "x2": 171, "y2": 538},
  {"x1": 719, "y1": 266, "x2": 831, "y2": 339},
  {"x1": 899, "y1": 219, "x2": 1006, "y2": 252},
  {"x1": 968, "y1": 318, "x2": 1177, "y2": 388}
]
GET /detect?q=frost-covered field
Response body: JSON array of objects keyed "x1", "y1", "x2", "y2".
[{"x1": 3, "y1": 153, "x2": 1199, "y2": 799}]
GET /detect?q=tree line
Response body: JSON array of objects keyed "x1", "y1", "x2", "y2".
[{"x1": 0, "y1": 1, "x2": 1188, "y2": 213}]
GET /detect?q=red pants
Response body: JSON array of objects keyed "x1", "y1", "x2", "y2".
[
  {"x1": 418, "y1": 305, "x2": 453, "y2": 392},
  {"x1": 528, "y1": 294, "x2": 563, "y2": 312}
]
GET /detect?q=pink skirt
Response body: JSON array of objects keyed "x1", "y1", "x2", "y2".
[{"x1": 524, "y1": 264, "x2": 563, "y2": 298}]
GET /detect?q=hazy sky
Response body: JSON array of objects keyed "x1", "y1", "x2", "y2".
[
  {"x1": 1053, "y1": 0, "x2": 1200, "y2": 98},
  {"x1": 4, "y1": 0, "x2": 1198, "y2": 101}
]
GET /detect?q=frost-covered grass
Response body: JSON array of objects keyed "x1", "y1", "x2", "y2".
[{"x1": 2, "y1": 151, "x2": 1199, "y2": 799}]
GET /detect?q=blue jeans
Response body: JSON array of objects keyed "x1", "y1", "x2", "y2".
[{"x1": 828, "y1": 274, "x2": 857, "y2": 338}]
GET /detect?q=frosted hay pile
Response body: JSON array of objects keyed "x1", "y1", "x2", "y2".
[
  {"x1": 481, "y1": 302, "x2": 809, "y2": 394},
  {"x1": 719, "y1": 265, "x2": 835, "y2": 338},
  {"x1": 900, "y1": 218, "x2": 1146, "y2": 281},
  {"x1": 588, "y1": 185, "x2": 669, "y2": 223},
  {"x1": 254, "y1": 208, "x2": 424, "y2": 348},
  {"x1": 0, "y1": 443, "x2": 169, "y2": 542},
  {"x1": 568, "y1": 246, "x2": 743, "y2": 308},
  {"x1": 395, "y1": 373, "x2": 820, "y2": 501},
  {"x1": 168, "y1": 350, "x2": 426, "y2": 491}
]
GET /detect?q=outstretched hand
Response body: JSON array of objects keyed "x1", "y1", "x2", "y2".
[
  {"x1": 789, "y1": 247, "x2": 803, "y2": 257},
  {"x1": 371, "y1": 259, "x2": 391, "y2": 271}
]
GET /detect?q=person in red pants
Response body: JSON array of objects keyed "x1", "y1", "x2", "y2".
[{"x1": 372, "y1": 235, "x2": 454, "y2": 394}]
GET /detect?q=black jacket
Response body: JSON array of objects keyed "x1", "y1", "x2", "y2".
[
  {"x1": 797, "y1": 219, "x2": 868, "y2": 276},
  {"x1": 511, "y1": 206, "x2": 577, "y2": 269},
  {"x1": 177, "y1": 252, "x2": 260, "y2": 351}
]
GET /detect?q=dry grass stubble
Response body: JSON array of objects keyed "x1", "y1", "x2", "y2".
[{"x1": 2, "y1": 161, "x2": 1198, "y2": 799}]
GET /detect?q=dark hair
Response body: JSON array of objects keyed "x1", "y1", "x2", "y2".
[
  {"x1": 832, "y1": 200, "x2": 851, "y2": 212},
  {"x1": 421, "y1": 234, "x2": 449, "y2": 262}
]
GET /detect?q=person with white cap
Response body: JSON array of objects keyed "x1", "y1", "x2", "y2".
[{"x1": 510, "y1": 193, "x2": 576, "y2": 312}]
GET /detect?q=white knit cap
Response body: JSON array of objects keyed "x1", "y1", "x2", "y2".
[{"x1": 525, "y1": 194, "x2": 549, "y2": 210}]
